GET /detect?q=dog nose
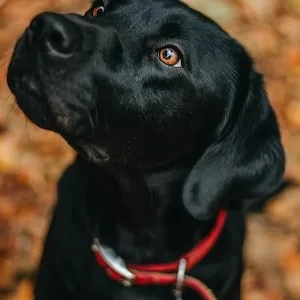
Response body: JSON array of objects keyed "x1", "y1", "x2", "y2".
[{"x1": 27, "y1": 13, "x2": 77, "y2": 56}]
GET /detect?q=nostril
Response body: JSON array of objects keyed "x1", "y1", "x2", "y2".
[
  {"x1": 26, "y1": 12, "x2": 77, "y2": 56},
  {"x1": 49, "y1": 30, "x2": 64, "y2": 47},
  {"x1": 47, "y1": 24, "x2": 74, "y2": 55}
]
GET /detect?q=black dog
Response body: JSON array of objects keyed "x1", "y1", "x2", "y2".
[{"x1": 7, "y1": 0, "x2": 285, "y2": 299}]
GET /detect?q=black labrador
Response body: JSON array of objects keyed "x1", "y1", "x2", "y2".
[{"x1": 7, "y1": 0, "x2": 285, "y2": 299}]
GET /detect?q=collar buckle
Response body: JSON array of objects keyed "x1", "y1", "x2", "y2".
[{"x1": 92, "y1": 238, "x2": 136, "y2": 285}]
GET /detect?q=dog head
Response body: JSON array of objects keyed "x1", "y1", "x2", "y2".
[{"x1": 7, "y1": 0, "x2": 285, "y2": 218}]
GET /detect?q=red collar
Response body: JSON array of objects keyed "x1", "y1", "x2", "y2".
[{"x1": 92, "y1": 210, "x2": 227, "y2": 300}]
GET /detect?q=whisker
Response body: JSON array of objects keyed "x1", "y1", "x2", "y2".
[
  {"x1": 93, "y1": 101, "x2": 99, "y2": 128},
  {"x1": 104, "y1": 116, "x2": 109, "y2": 134},
  {"x1": 87, "y1": 110, "x2": 96, "y2": 135}
]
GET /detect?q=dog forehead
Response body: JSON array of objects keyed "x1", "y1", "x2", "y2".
[
  {"x1": 104, "y1": 0, "x2": 217, "y2": 40},
  {"x1": 106, "y1": 0, "x2": 192, "y2": 24}
]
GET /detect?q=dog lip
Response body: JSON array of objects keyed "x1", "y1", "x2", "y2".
[{"x1": 63, "y1": 138, "x2": 110, "y2": 164}]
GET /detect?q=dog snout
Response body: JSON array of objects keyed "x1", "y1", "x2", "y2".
[{"x1": 27, "y1": 12, "x2": 78, "y2": 57}]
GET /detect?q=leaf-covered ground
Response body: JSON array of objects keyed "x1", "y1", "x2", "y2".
[{"x1": 1, "y1": 1, "x2": 300, "y2": 299}]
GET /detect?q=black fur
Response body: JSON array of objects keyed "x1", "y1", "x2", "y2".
[{"x1": 7, "y1": 0, "x2": 285, "y2": 299}]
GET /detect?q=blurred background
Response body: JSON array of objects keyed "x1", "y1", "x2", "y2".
[{"x1": 1, "y1": 0, "x2": 300, "y2": 299}]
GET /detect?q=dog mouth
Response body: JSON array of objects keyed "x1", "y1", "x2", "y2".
[
  {"x1": 73, "y1": 142, "x2": 110, "y2": 164},
  {"x1": 8, "y1": 77, "x2": 97, "y2": 146},
  {"x1": 7, "y1": 11, "x2": 96, "y2": 136},
  {"x1": 7, "y1": 40, "x2": 108, "y2": 166}
]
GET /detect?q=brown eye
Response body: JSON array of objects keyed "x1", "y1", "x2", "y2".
[
  {"x1": 158, "y1": 47, "x2": 182, "y2": 67},
  {"x1": 90, "y1": 1, "x2": 105, "y2": 17},
  {"x1": 91, "y1": 5, "x2": 105, "y2": 17}
]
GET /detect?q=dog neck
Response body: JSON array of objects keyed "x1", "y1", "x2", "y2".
[{"x1": 79, "y1": 157, "x2": 216, "y2": 265}]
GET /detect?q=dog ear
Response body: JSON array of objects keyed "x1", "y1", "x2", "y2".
[{"x1": 182, "y1": 69, "x2": 285, "y2": 220}]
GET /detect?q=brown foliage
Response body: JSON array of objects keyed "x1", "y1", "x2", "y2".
[{"x1": 1, "y1": 0, "x2": 300, "y2": 299}]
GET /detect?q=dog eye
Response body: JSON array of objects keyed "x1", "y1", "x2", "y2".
[
  {"x1": 91, "y1": 5, "x2": 105, "y2": 16},
  {"x1": 88, "y1": 1, "x2": 105, "y2": 17},
  {"x1": 157, "y1": 47, "x2": 182, "y2": 68}
]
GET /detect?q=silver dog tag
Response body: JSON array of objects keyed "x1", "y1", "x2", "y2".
[
  {"x1": 173, "y1": 258, "x2": 187, "y2": 300},
  {"x1": 174, "y1": 290, "x2": 183, "y2": 300}
]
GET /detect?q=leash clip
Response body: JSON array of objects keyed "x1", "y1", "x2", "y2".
[{"x1": 174, "y1": 258, "x2": 187, "y2": 300}]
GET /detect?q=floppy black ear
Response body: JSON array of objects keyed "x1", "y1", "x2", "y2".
[{"x1": 182, "y1": 69, "x2": 285, "y2": 220}]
